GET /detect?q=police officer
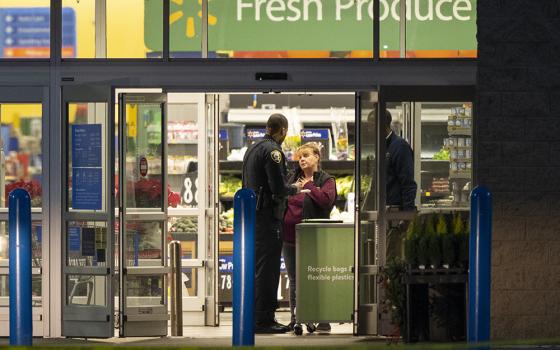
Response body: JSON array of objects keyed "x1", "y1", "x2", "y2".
[{"x1": 242, "y1": 113, "x2": 303, "y2": 334}]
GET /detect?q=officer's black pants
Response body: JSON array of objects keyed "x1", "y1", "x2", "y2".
[{"x1": 255, "y1": 210, "x2": 283, "y2": 325}]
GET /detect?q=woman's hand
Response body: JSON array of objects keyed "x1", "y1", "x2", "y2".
[{"x1": 294, "y1": 177, "x2": 311, "y2": 193}]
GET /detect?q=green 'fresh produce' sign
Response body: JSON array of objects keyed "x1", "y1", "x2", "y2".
[{"x1": 144, "y1": 0, "x2": 477, "y2": 52}]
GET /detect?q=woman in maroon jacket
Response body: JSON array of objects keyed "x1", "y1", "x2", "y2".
[{"x1": 282, "y1": 142, "x2": 337, "y2": 333}]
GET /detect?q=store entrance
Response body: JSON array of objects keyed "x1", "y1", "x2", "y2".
[{"x1": 59, "y1": 87, "x2": 386, "y2": 338}]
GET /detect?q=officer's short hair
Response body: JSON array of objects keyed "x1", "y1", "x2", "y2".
[
  {"x1": 385, "y1": 110, "x2": 392, "y2": 130},
  {"x1": 266, "y1": 114, "x2": 288, "y2": 134}
]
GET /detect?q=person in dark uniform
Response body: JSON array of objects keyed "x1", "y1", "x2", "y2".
[
  {"x1": 386, "y1": 110, "x2": 417, "y2": 210},
  {"x1": 385, "y1": 110, "x2": 426, "y2": 341},
  {"x1": 242, "y1": 113, "x2": 303, "y2": 334}
]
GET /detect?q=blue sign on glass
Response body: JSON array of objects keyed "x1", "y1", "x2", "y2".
[
  {"x1": 72, "y1": 124, "x2": 102, "y2": 167},
  {"x1": 0, "y1": 8, "x2": 76, "y2": 58},
  {"x1": 68, "y1": 226, "x2": 81, "y2": 252},
  {"x1": 301, "y1": 129, "x2": 330, "y2": 139},
  {"x1": 72, "y1": 168, "x2": 102, "y2": 210},
  {"x1": 219, "y1": 255, "x2": 286, "y2": 272},
  {"x1": 219, "y1": 129, "x2": 228, "y2": 140}
]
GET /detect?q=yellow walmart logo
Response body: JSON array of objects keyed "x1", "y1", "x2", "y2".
[{"x1": 170, "y1": 0, "x2": 218, "y2": 38}]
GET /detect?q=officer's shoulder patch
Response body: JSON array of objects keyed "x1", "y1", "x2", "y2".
[{"x1": 270, "y1": 149, "x2": 282, "y2": 164}]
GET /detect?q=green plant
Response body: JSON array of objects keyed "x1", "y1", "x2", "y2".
[
  {"x1": 439, "y1": 214, "x2": 456, "y2": 268},
  {"x1": 404, "y1": 215, "x2": 421, "y2": 267},
  {"x1": 426, "y1": 214, "x2": 442, "y2": 268},
  {"x1": 453, "y1": 214, "x2": 470, "y2": 268},
  {"x1": 380, "y1": 257, "x2": 407, "y2": 336}
]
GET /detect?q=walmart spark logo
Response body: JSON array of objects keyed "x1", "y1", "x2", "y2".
[{"x1": 170, "y1": 0, "x2": 218, "y2": 38}]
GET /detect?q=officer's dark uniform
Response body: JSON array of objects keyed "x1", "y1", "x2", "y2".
[
  {"x1": 242, "y1": 134, "x2": 297, "y2": 327},
  {"x1": 386, "y1": 132, "x2": 417, "y2": 210}
]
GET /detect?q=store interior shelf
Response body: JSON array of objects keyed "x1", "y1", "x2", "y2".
[
  {"x1": 421, "y1": 159, "x2": 450, "y2": 176},
  {"x1": 170, "y1": 232, "x2": 197, "y2": 242},
  {"x1": 449, "y1": 172, "x2": 472, "y2": 179},
  {"x1": 448, "y1": 128, "x2": 472, "y2": 136},
  {"x1": 219, "y1": 233, "x2": 234, "y2": 241},
  {"x1": 422, "y1": 191, "x2": 451, "y2": 199},
  {"x1": 418, "y1": 207, "x2": 470, "y2": 214},
  {"x1": 169, "y1": 139, "x2": 198, "y2": 144},
  {"x1": 219, "y1": 160, "x2": 354, "y2": 174}
]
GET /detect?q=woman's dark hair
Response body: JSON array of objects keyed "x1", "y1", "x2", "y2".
[{"x1": 266, "y1": 113, "x2": 288, "y2": 134}]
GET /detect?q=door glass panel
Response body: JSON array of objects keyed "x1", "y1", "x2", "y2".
[
  {"x1": 125, "y1": 103, "x2": 164, "y2": 209},
  {"x1": 358, "y1": 96, "x2": 377, "y2": 306},
  {"x1": 418, "y1": 102, "x2": 473, "y2": 208},
  {"x1": 64, "y1": 0, "x2": 163, "y2": 58},
  {"x1": 126, "y1": 276, "x2": 164, "y2": 306},
  {"x1": 125, "y1": 221, "x2": 163, "y2": 266},
  {"x1": 66, "y1": 221, "x2": 108, "y2": 267},
  {"x1": 66, "y1": 275, "x2": 107, "y2": 306},
  {"x1": 169, "y1": 216, "x2": 198, "y2": 259},
  {"x1": 0, "y1": 221, "x2": 42, "y2": 305},
  {"x1": 167, "y1": 103, "x2": 198, "y2": 209},
  {"x1": 67, "y1": 103, "x2": 107, "y2": 212},
  {"x1": 0, "y1": 104, "x2": 43, "y2": 208},
  {"x1": 183, "y1": 267, "x2": 199, "y2": 298}
]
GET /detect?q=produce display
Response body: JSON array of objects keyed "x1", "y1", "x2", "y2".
[
  {"x1": 432, "y1": 147, "x2": 450, "y2": 160},
  {"x1": 405, "y1": 213, "x2": 469, "y2": 269},
  {"x1": 169, "y1": 216, "x2": 198, "y2": 233},
  {"x1": 219, "y1": 176, "x2": 242, "y2": 197},
  {"x1": 336, "y1": 175, "x2": 353, "y2": 199},
  {"x1": 219, "y1": 208, "x2": 234, "y2": 233}
]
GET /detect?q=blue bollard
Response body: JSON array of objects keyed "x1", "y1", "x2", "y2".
[
  {"x1": 232, "y1": 189, "x2": 256, "y2": 346},
  {"x1": 9, "y1": 188, "x2": 33, "y2": 346},
  {"x1": 468, "y1": 186, "x2": 492, "y2": 343}
]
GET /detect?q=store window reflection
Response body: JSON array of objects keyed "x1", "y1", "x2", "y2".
[
  {"x1": 380, "y1": 0, "x2": 477, "y2": 58},
  {"x1": 62, "y1": 0, "x2": 163, "y2": 59},
  {"x1": 0, "y1": 104, "x2": 42, "y2": 208},
  {"x1": 0, "y1": 1, "x2": 51, "y2": 59},
  {"x1": 0, "y1": 221, "x2": 42, "y2": 303}
]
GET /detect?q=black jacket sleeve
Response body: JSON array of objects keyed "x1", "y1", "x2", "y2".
[
  {"x1": 392, "y1": 143, "x2": 417, "y2": 209},
  {"x1": 264, "y1": 148, "x2": 297, "y2": 196}
]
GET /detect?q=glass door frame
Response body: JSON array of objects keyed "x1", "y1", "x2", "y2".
[
  {"x1": 117, "y1": 93, "x2": 170, "y2": 337},
  {"x1": 0, "y1": 86, "x2": 48, "y2": 337},
  {"x1": 353, "y1": 85, "x2": 476, "y2": 336},
  {"x1": 61, "y1": 85, "x2": 115, "y2": 338}
]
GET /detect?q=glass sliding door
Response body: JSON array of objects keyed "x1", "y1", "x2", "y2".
[
  {"x1": 0, "y1": 87, "x2": 46, "y2": 336},
  {"x1": 118, "y1": 93, "x2": 169, "y2": 337},
  {"x1": 62, "y1": 86, "x2": 115, "y2": 338},
  {"x1": 354, "y1": 91, "x2": 380, "y2": 335}
]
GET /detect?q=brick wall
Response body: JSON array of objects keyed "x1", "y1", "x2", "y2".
[{"x1": 477, "y1": 1, "x2": 560, "y2": 339}]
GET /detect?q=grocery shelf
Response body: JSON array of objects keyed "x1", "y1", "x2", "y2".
[
  {"x1": 168, "y1": 139, "x2": 198, "y2": 144},
  {"x1": 449, "y1": 172, "x2": 472, "y2": 179},
  {"x1": 422, "y1": 191, "x2": 450, "y2": 199},
  {"x1": 448, "y1": 128, "x2": 472, "y2": 136},
  {"x1": 219, "y1": 233, "x2": 234, "y2": 241},
  {"x1": 170, "y1": 232, "x2": 197, "y2": 241}
]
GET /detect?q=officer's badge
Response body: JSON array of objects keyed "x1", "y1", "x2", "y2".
[{"x1": 270, "y1": 150, "x2": 282, "y2": 164}]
